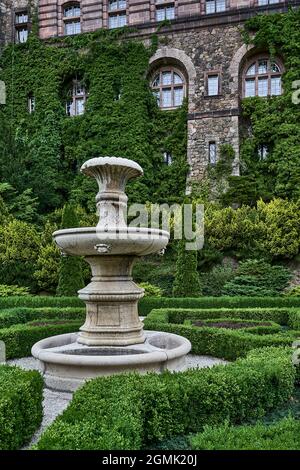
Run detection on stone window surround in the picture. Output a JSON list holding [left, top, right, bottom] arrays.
[[149, 47, 197, 113], [206, 136, 220, 164], [150, 66, 186, 110], [204, 70, 222, 97], [14, 7, 30, 44], [242, 54, 284, 98]]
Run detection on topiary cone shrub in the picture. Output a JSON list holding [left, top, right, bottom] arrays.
[[173, 239, 201, 297]]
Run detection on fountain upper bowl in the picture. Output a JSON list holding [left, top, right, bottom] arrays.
[[53, 227, 169, 256]]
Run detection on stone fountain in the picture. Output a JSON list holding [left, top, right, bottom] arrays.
[[32, 157, 191, 392]]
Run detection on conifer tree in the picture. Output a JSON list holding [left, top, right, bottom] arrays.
[[56, 204, 84, 296], [172, 238, 202, 297]]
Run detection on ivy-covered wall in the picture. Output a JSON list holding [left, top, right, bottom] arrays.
[[226, 9, 300, 204], [0, 6, 299, 218], [0, 28, 188, 216]]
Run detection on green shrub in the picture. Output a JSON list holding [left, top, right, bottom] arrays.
[[183, 317, 282, 335], [164, 307, 295, 325], [36, 347, 295, 450], [191, 416, 300, 450], [222, 259, 292, 296], [173, 239, 201, 297], [144, 308, 300, 360], [0, 295, 84, 310], [0, 365, 43, 449], [0, 321, 82, 359], [0, 219, 41, 292], [201, 265, 235, 297], [285, 286, 300, 297], [138, 282, 163, 297], [133, 257, 175, 297], [56, 204, 84, 297], [0, 285, 30, 297], [0, 294, 299, 316], [0, 306, 85, 329], [138, 296, 300, 315]]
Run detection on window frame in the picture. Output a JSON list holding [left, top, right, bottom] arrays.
[[14, 9, 29, 44], [28, 94, 35, 114], [257, 0, 280, 6], [150, 66, 186, 110], [62, 3, 81, 36], [205, 72, 222, 97], [108, 0, 127, 12], [66, 80, 87, 117], [242, 56, 283, 98], [108, 12, 127, 29], [208, 141, 217, 165], [163, 151, 173, 166], [155, 4, 176, 22], [108, 0, 128, 29], [205, 0, 227, 15]]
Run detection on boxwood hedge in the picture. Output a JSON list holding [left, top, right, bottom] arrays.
[[0, 307, 85, 329], [183, 317, 282, 335], [1, 295, 300, 315], [0, 321, 82, 359], [35, 347, 296, 450], [138, 296, 300, 315], [0, 296, 84, 310], [191, 416, 300, 450], [0, 365, 43, 450], [144, 308, 300, 360]]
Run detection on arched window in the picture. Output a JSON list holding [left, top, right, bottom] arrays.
[[66, 80, 87, 116], [243, 57, 282, 98], [151, 68, 186, 109], [63, 3, 81, 36]]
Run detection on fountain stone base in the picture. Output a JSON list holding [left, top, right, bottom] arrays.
[[32, 330, 191, 392], [32, 156, 192, 392]]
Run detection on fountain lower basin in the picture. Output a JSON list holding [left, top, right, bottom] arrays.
[[32, 330, 191, 392]]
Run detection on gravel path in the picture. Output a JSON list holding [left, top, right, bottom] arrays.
[[8, 354, 228, 448]]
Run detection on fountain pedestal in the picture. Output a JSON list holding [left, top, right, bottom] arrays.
[[78, 255, 145, 346]]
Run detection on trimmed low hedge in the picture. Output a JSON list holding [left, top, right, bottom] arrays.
[[144, 308, 300, 360], [183, 317, 282, 335], [191, 416, 300, 450], [0, 365, 43, 450], [1, 295, 300, 316], [0, 307, 85, 329], [138, 296, 300, 315], [35, 347, 296, 450], [0, 296, 84, 310], [162, 307, 298, 325], [0, 321, 82, 359]]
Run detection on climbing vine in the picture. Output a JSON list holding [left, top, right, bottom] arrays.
[[0, 17, 188, 219], [226, 8, 300, 204]]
